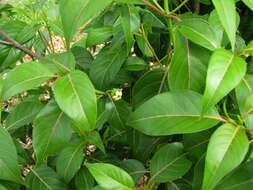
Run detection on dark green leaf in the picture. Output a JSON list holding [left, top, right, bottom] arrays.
[[75, 167, 95, 190]]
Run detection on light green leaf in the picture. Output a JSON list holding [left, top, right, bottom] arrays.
[[53, 70, 97, 134], [202, 124, 249, 190], [0, 126, 23, 184], [127, 90, 221, 136], [0, 185, 8, 190], [33, 100, 72, 164], [2, 62, 54, 101], [26, 165, 67, 190], [5, 96, 44, 132], [202, 48, 246, 113], [212, 0, 237, 50], [60, 0, 113, 48], [56, 138, 85, 183], [75, 167, 95, 190], [86, 163, 135, 190], [242, 0, 253, 11], [150, 143, 192, 183], [215, 160, 253, 190], [178, 17, 220, 50]]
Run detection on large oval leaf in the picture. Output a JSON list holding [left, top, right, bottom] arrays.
[[215, 160, 253, 190], [127, 90, 221, 136], [212, 0, 237, 50], [1, 62, 54, 101], [56, 138, 85, 183], [26, 165, 67, 190], [86, 163, 135, 190], [33, 100, 72, 164], [178, 17, 220, 50], [60, 0, 113, 48], [202, 124, 249, 190], [53, 70, 97, 134], [150, 143, 192, 183], [0, 126, 23, 184], [202, 48, 246, 113]]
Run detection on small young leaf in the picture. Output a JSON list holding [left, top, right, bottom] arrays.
[[202, 124, 249, 190], [150, 143, 192, 183], [86, 163, 135, 190]]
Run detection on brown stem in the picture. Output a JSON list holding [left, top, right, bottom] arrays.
[[0, 29, 39, 59]]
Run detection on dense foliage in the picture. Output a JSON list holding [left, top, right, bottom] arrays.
[[0, 0, 253, 189]]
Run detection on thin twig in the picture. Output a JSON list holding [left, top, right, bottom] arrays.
[[0, 29, 39, 59]]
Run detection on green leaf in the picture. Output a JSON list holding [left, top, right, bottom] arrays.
[[89, 45, 128, 90], [116, 0, 145, 4], [168, 32, 209, 93], [84, 131, 105, 153], [212, 0, 237, 50], [178, 17, 220, 50], [56, 138, 85, 183], [33, 100, 72, 164], [0, 126, 23, 184], [5, 96, 44, 132], [75, 167, 95, 190], [53, 70, 97, 134], [60, 0, 113, 48], [202, 124, 249, 190], [150, 143, 192, 183], [236, 74, 253, 128], [86, 163, 135, 190], [242, 0, 253, 11], [127, 90, 220, 136], [124, 56, 147, 71], [86, 27, 114, 47], [202, 48, 246, 113], [2, 62, 54, 101], [0, 185, 7, 190], [215, 160, 253, 190], [39, 52, 75, 74], [26, 165, 67, 190]]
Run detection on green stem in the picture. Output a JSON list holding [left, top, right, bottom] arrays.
[[164, 0, 169, 14], [170, 0, 190, 14], [152, 0, 164, 12]]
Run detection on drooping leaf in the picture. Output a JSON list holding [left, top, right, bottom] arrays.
[[127, 90, 220, 136], [59, 0, 113, 48], [75, 167, 95, 190], [215, 160, 253, 190], [0, 126, 23, 184], [33, 100, 72, 164], [5, 96, 44, 131], [53, 70, 97, 134], [150, 143, 192, 183], [1, 62, 54, 101], [178, 17, 220, 50], [86, 163, 135, 190], [202, 124, 249, 190], [56, 138, 85, 183], [212, 0, 237, 50], [89, 44, 128, 90], [202, 48, 246, 113], [26, 165, 67, 190]]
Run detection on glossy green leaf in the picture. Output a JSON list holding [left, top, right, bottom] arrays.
[[56, 138, 85, 183], [86, 163, 135, 190], [33, 100, 72, 164], [168, 32, 209, 93], [0, 126, 23, 184], [5, 96, 44, 131], [202, 48, 246, 113], [215, 160, 253, 190], [127, 90, 220, 136], [26, 165, 67, 190], [242, 0, 253, 11], [89, 45, 128, 90], [202, 124, 249, 190], [178, 17, 220, 50], [60, 0, 113, 48], [121, 5, 133, 53], [53, 70, 97, 134], [150, 143, 192, 183], [212, 0, 237, 50], [75, 167, 95, 190], [1, 62, 54, 101]]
